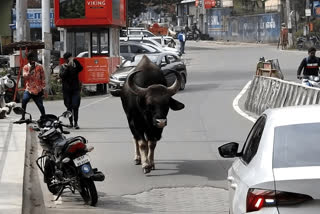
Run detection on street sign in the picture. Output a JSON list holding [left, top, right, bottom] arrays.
[[306, 8, 311, 17]]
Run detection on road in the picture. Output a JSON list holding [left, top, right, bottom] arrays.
[[23, 41, 308, 213]]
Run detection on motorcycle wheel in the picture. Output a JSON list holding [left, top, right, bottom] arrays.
[[44, 159, 61, 195], [79, 178, 98, 206]]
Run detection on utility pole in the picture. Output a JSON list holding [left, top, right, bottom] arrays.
[[306, 0, 310, 36], [285, 0, 293, 47], [16, 0, 27, 41], [42, 0, 51, 93]]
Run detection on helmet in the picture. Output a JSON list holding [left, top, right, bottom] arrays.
[[3, 77, 14, 89]]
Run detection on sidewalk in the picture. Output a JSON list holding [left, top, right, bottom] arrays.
[[0, 116, 26, 214]]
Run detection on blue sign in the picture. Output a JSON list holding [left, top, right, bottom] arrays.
[[11, 8, 55, 29], [314, 1, 320, 17]]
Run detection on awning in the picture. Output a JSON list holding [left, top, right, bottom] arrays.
[[181, 0, 195, 4]]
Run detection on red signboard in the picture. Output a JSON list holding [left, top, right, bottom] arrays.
[[77, 57, 110, 84], [204, 0, 215, 9], [54, 0, 126, 27]]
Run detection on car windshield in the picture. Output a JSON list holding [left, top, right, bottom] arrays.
[[121, 55, 159, 67], [273, 122, 320, 168]]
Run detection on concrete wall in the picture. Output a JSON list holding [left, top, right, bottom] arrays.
[[207, 9, 281, 43], [0, 0, 13, 37], [245, 76, 320, 116]]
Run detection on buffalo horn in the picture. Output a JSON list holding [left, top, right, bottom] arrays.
[[167, 70, 182, 96], [127, 70, 148, 96]]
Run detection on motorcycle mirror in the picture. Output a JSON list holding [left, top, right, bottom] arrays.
[[62, 111, 72, 118], [13, 107, 25, 115]]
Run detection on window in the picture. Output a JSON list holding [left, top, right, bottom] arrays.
[[59, 0, 85, 19], [241, 116, 266, 164], [167, 55, 178, 63], [120, 45, 129, 53], [273, 123, 320, 168], [130, 45, 142, 53], [161, 56, 167, 65]]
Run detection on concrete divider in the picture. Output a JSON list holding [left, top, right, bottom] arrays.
[[244, 76, 320, 115]]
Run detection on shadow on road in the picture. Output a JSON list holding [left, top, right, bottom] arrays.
[[180, 83, 219, 94], [146, 159, 234, 181]]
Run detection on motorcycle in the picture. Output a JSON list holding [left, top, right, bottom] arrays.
[[300, 75, 320, 88], [13, 107, 105, 206], [0, 74, 17, 118]]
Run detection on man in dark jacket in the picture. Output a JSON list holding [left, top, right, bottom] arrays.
[[297, 47, 320, 80], [59, 52, 83, 129]]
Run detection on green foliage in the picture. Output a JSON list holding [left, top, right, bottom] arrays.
[[128, 0, 148, 18]]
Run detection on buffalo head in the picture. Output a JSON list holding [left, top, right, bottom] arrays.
[[126, 57, 184, 128]]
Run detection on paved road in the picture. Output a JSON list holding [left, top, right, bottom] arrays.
[[22, 41, 307, 213]]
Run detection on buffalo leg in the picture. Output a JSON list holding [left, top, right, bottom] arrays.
[[148, 141, 157, 170], [133, 138, 141, 165], [138, 140, 151, 173]]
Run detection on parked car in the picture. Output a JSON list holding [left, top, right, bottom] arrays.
[[109, 52, 187, 96], [218, 105, 320, 214], [120, 37, 179, 55], [121, 28, 156, 37], [140, 42, 181, 56], [120, 41, 160, 60]]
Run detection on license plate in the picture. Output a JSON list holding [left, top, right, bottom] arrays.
[[73, 155, 90, 167]]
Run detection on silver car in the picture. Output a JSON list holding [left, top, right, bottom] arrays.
[[219, 105, 320, 214]]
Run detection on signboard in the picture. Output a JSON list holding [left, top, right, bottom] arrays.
[[306, 8, 311, 17], [314, 1, 320, 17], [77, 57, 110, 84], [204, 0, 221, 9], [204, 0, 214, 9], [11, 8, 55, 29], [54, 0, 126, 27]]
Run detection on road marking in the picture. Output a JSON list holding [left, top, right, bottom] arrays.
[[80, 96, 111, 110], [232, 81, 256, 123]]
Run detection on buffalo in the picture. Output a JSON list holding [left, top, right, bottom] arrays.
[[120, 55, 185, 174]]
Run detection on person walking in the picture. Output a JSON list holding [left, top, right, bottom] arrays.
[[59, 52, 83, 129], [297, 47, 320, 81], [178, 30, 186, 54], [21, 51, 46, 120]]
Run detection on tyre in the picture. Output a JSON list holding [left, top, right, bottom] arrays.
[[44, 159, 61, 195], [79, 178, 98, 206], [180, 75, 186, 91], [110, 89, 121, 97]]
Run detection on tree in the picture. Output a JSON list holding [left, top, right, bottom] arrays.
[[150, 0, 180, 14], [128, 0, 149, 18]]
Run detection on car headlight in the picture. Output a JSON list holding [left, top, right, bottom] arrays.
[[110, 76, 118, 80]]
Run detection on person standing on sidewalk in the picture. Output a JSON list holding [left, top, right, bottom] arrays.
[[178, 30, 186, 54], [21, 51, 46, 120], [59, 52, 83, 129]]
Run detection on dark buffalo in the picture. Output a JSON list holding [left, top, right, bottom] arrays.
[[120, 55, 184, 174]]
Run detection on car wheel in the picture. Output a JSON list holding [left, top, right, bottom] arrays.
[[110, 90, 121, 97], [180, 74, 186, 90]]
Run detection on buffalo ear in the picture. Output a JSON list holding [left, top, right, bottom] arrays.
[[169, 98, 185, 111]]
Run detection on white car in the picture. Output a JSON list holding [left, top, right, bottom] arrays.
[[120, 37, 180, 55], [219, 105, 320, 214]]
